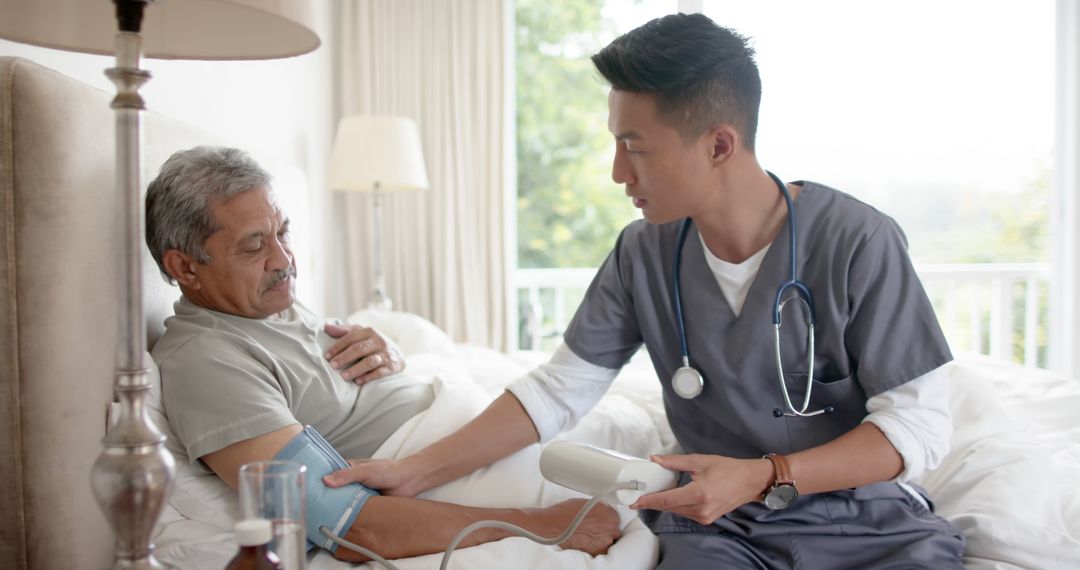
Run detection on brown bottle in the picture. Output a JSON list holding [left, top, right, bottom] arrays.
[[226, 519, 282, 570]]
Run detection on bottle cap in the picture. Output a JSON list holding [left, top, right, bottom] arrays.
[[234, 519, 273, 546]]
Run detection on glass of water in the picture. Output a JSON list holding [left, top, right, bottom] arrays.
[[239, 461, 307, 570]]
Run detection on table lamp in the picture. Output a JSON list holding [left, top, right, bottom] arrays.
[[328, 115, 430, 311], [0, 1, 319, 569]]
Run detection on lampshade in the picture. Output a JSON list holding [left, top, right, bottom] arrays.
[[329, 115, 430, 193], [0, 0, 320, 60]]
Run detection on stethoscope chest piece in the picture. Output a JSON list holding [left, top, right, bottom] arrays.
[[672, 366, 704, 399]]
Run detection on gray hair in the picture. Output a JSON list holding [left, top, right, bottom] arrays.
[[145, 146, 272, 284]]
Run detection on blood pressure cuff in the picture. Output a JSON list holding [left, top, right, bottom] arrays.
[[273, 425, 378, 553]]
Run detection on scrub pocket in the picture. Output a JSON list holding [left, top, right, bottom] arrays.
[[781, 372, 860, 399], [778, 373, 866, 450]]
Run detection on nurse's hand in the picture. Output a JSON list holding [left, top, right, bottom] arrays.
[[324, 323, 405, 385], [629, 453, 773, 525], [322, 457, 424, 497]]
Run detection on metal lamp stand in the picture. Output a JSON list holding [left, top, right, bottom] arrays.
[[88, 2, 176, 569], [370, 182, 393, 310]]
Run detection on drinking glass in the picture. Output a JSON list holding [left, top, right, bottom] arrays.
[[239, 460, 307, 570]]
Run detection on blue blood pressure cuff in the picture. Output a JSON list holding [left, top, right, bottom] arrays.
[[273, 425, 378, 553]]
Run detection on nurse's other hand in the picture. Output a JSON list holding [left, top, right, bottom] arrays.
[[324, 323, 405, 385], [322, 457, 423, 497], [629, 453, 773, 525]]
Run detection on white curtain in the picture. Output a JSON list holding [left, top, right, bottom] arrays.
[[335, 0, 509, 349]]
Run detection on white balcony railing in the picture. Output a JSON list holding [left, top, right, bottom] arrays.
[[916, 263, 1051, 367], [515, 263, 1053, 368]]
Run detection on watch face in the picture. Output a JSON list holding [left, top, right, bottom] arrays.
[[764, 484, 798, 510]]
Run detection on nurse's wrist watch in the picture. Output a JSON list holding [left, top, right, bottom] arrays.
[[761, 453, 798, 510]]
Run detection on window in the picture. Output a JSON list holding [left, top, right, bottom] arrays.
[[514, 0, 671, 350], [513, 0, 1057, 366], [704, 0, 1055, 365], [704, 1, 1053, 265]]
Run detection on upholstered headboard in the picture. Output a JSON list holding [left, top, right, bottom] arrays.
[[0, 56, 217, 569]]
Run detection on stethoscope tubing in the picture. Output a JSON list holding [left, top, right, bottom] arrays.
[[673, 218, 693, 368], [670, 171, 831, 416]]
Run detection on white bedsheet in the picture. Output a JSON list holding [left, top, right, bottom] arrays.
[[149, 310, 1080, 569], [917, 354, 1080, 569]]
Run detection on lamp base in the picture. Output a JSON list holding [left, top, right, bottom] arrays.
[[369, 288, 393, 311]]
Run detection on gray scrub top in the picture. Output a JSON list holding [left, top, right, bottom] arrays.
[[563, 181, 952, 460]]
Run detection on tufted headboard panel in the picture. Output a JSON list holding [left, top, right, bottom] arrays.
[[0, 56, 219, 569]]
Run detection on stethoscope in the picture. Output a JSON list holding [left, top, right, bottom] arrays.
[[670, 171, 834, 418]]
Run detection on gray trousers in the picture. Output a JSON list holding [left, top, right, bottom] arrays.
[[645, 483, 965, 570]]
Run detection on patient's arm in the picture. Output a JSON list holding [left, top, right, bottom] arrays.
[[335, 496, 619, 562], [203, 423, 304, 488], [201, 423, 621, 561], [325, 344, 617, 497]]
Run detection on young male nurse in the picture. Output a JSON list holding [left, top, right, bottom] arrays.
[[326, 13, 966, 568]]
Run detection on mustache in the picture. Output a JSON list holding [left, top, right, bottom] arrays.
[[261, 266, 297, 292]]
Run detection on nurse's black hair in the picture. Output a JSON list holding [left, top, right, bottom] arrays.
[[591, 13, 762, 151]]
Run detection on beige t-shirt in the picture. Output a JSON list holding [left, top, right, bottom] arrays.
[[152, 297, 434, 469]]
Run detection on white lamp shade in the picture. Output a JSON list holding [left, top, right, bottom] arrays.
[[329, 115, 430, 193], [0, 0, 320, 60]]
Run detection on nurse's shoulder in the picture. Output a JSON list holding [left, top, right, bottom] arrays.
[[797, 181, 909, 248]]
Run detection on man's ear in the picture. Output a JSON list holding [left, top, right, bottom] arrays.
[[705, 124, 739, 164], [162, 249, 201, 289]]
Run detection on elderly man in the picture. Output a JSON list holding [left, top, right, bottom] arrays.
[[146, 146, 620, 563]]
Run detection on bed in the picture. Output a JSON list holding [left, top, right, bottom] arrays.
[[148, 308, 1080, 570], [2, 56, 1079, 569]]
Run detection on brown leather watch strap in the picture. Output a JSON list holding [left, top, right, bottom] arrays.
[[764, 453, 794, 485]]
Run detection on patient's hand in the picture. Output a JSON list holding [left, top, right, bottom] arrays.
[[540, 499, 622, 557], [324, 323, 405, 385]]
